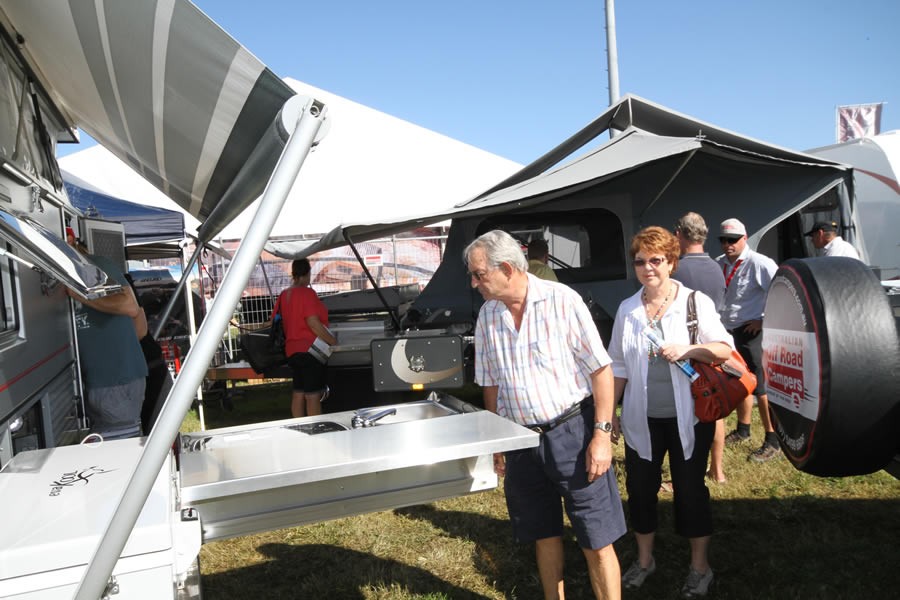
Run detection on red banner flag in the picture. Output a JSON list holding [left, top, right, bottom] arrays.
[[837, 103, 883, 142]]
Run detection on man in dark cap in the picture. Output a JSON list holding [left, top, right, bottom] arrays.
[[804, 221, 861, 259]]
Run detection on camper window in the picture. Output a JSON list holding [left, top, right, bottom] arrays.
[[0, 38, 63, 186], [1, 242, 17, 332], [477, 208, 626, 283]]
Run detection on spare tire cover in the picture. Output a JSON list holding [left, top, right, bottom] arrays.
[[762, 257, 900, 476]]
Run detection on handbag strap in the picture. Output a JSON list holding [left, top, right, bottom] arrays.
[[686, 291, 698, 345]]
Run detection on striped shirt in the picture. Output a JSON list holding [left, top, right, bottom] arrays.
[[474, 273, 610, 426]]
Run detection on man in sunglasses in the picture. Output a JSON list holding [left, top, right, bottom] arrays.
[[466, 229, 626, 599], [715, 218, 781, 462]]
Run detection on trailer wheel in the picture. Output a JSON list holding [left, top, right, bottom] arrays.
[[762, 257, 900, 476]]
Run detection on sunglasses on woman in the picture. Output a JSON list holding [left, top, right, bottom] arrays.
[[632, 257, 666, 268]]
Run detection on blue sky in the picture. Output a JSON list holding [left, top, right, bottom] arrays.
[[59, 0, 899, 164]]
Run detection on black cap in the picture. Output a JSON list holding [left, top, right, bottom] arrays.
[[804, 221, 837, 236]]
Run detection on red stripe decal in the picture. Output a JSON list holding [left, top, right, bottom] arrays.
[[0, 344, 72, 394], [856, 168, 900, 195]]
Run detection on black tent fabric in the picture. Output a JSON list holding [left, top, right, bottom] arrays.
[[63, 172, 185, 247]]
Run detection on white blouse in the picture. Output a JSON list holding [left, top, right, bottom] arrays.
[[609, 282, 734, 460]]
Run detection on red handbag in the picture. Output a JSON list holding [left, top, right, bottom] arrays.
[[686, 292, 757, 423]]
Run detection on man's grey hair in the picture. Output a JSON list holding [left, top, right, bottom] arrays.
[[675, 212, 708, 244], [463, 230, 527, 272]]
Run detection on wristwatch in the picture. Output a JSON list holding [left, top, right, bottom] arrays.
[[594, 421, 613, 433]]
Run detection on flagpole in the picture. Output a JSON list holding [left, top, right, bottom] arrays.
[[835, 105, 840, 143]]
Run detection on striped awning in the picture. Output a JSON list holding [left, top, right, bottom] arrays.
[[0, 0, 295, 241]]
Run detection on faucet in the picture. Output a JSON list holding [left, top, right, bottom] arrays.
[[351, 407, 397, 428]]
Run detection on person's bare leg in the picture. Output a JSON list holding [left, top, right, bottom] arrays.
[[304, 392, 323, 417], [735, 395, 753, 428], [708, 419, 726, 482], [634, 531, 655, 568], [291, 390, 305, 418], [689, 535, 711, 573], [757, 393, 774, 433], [582, 543, 621, 600], [535, 536, 565, 599]]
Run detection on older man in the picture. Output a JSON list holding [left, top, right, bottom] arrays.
[[673, 212, 728, 483], [716, 218, 780, 462], [466, 229, 625, 600], [804, 220, 861, 259]]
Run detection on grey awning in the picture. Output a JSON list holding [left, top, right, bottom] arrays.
[[275, 100, 853, 261], [0, 0, 296, 242]]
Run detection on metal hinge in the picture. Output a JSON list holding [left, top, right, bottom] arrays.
[[101, 575, 120, 598]]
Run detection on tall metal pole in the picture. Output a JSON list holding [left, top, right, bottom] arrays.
[[605, 0, 620, 106], [151, 244, 202, 340], [74, 96, 327, 600], [605, 0, 621, 140]]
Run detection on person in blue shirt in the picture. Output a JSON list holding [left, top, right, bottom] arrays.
[[67, 253, 148, 440], [673, 212, 728, 483]]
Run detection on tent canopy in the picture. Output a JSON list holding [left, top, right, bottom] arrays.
[[63, 170, 185, 247], [280, 94, 855, 261], [0, 0, 296, 242], [57, 77, 522, 243]]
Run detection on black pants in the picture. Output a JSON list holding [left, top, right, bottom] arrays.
[[624, 417, 714, 538], [139, 334, 171, 436]]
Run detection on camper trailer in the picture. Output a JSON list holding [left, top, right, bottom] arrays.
[[284, 95, 866, 373], [281, 96, 898, 479]]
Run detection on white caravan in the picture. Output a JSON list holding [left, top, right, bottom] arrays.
[[807, 131, 900, 281]]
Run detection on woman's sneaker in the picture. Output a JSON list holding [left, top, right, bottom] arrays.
[[681, 567, 713, 597], [622, 557, 656, 589]]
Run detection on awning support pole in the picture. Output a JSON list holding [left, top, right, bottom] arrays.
[[151, 244, 202, 340], [344, 231, 402, 331], [74, 96, 327, 600], [639, 149, 697, 222]]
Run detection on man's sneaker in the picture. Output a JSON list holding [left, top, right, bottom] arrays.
[[724, 429, 751, 446], [681, 567, 713, 597], [749, 443, 782, 463], [622, 557, 656, 589]]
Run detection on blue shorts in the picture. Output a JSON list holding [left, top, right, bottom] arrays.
[[503, 403, 627, 549]]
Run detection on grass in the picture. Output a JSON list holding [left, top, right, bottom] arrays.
[[183, 384, 899, 599]]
